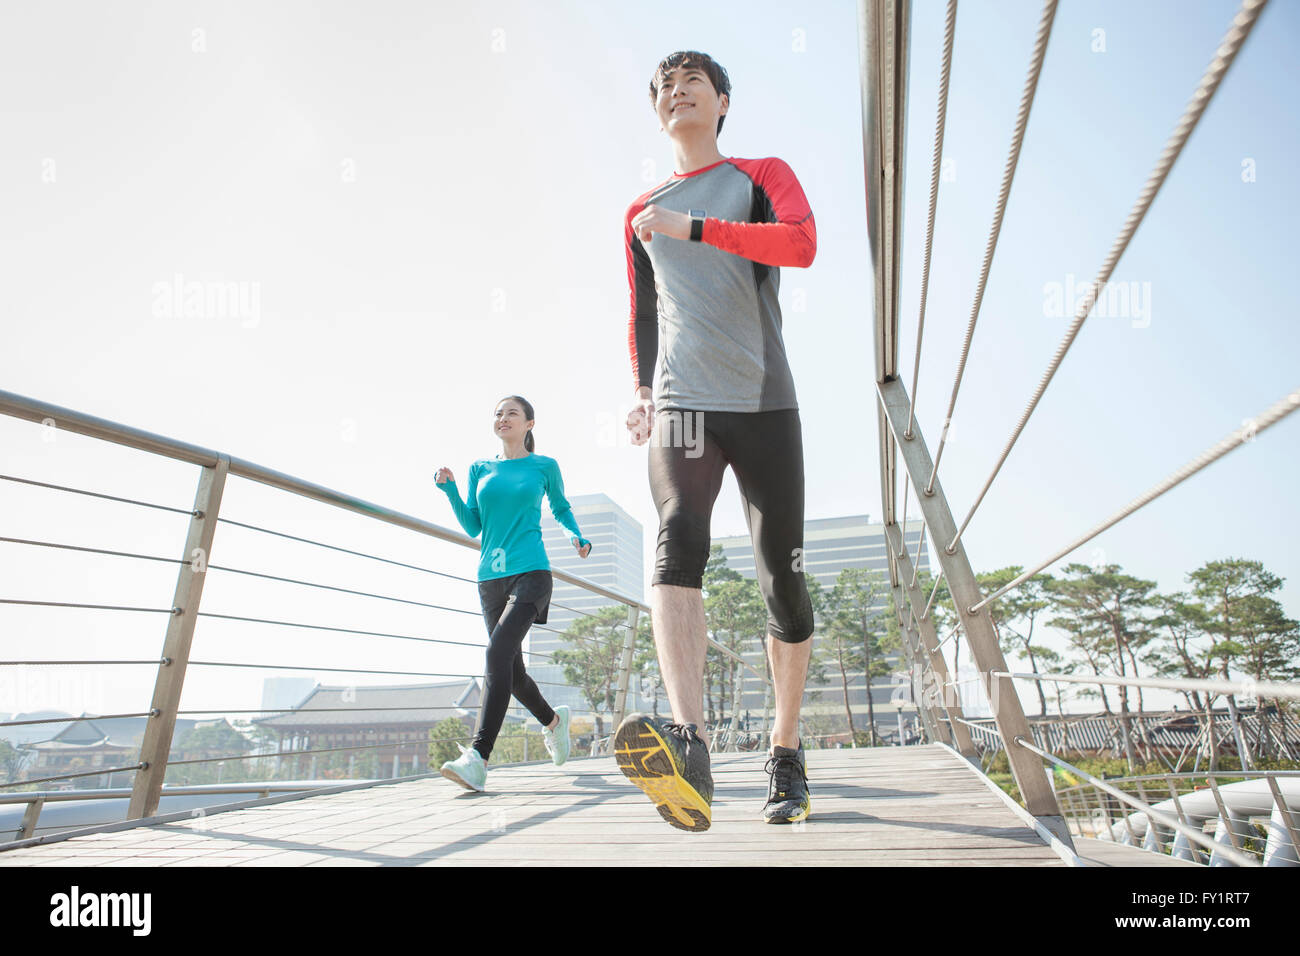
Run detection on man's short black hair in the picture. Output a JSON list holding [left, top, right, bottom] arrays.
[[649, 51, 732, 136]]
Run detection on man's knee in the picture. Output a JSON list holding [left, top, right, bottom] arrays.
[[766, 577, 815, 644], [652, 498, 709, 588], [768, 618, 815, 644]]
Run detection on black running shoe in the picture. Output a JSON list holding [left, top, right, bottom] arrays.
[[613, 713, 713, 832], [763, 744, 811, 824]]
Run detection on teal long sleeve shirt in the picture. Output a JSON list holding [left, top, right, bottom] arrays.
[[437, 453, 589, 581]]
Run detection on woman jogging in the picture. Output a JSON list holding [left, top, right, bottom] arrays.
[[434, 394, 592, 791]]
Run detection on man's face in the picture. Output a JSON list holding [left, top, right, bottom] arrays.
[[655, 65, 728, 137]]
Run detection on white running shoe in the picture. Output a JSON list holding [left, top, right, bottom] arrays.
[[440, 744, 486, 791], [543, 705, 571, 766]]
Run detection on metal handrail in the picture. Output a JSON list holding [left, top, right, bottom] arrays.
[[0, 388, 644, 610], [3, 474, 619, 630], [992, 668, 1300, 702], [1056, 767, 1300, 858], [1013, 735, 1260, 868], [0, 386, 757, 667], [0, 783, 319, 806], [1059, 769, 1300, 786], [941, 702, 1299, 866], [0, 386, 772, 826]]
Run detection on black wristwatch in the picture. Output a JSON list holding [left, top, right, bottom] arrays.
[[689, 208, 706, 241]]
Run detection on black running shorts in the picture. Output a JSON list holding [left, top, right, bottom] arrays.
[[647, 407, 814, 644]]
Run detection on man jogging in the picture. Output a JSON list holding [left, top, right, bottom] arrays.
[[614, 50, 817, 831]]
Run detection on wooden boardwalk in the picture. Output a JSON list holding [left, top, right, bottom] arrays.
[[1, 745, 1081, 867]]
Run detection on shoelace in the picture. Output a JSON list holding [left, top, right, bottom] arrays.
[[663, 722, 702, 747], [764, 753, 807, 798]]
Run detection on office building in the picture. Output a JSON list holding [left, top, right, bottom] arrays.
[[713, 515, 932, 738], [532, 493, 645, 714]]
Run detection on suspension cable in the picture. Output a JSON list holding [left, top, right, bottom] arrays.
[[971, 386, 1299, 613], [925, 0, 1058, 495], [904, 0, 959, 442], [946, 0, 1271, 553]]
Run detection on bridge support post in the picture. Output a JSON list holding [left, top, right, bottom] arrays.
[[128, 456, 229, 819], [884, 523, 976, 758], [877, 379, 1072, 848], [888, 588, 945, 746], [610, 604, 641, 752]]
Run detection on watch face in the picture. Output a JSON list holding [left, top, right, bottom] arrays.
[[689, 208, 706, 218]]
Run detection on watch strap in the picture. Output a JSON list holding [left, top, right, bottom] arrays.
[[688, 209, 706, 242]]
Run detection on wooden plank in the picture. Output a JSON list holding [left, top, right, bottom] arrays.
[[0, 747, 1084, 867]]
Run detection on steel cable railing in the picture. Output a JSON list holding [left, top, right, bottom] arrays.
[[865, 0, 1291, 851], [1, 728, 558, 840], [0, 473, 198, 517], [0, 599, 176, 615], [938, 671, 1300, 866], [215, 514, 621, 627], [0, 712, 158, 729], [12, 765, 148, 790], [192, 611, 566, 662], [0, 387, 775, 844], [970, 387, 1300, 613], [903, 0, 957, 443], [918, 568, 944, 622], [1014, 735, 1264, 868], [923, 0, 1058, 495], [182, 659, 572, 689], [946, 0, 1272, 556], [0, 536, 188, 567]]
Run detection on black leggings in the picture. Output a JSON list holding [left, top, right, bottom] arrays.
[[472, 569, 556, 761], [648, 407, 814, 643]]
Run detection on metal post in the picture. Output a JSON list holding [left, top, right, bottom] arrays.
[[886, 523, 976, 757], [1165, 778, 1202, 864], [1069, 789, 1089, 840], [887, 593, 942, 744], [1090, 787, 1115, 842], [19, 797, 44, 840], [611, 604, 641, 736], [877, 378, 1070, 846], [1264, 775, 1300, 867], [1057, 788, 1077, 837], [900, 616, 944, 744], [128, 456, 229, 819], [892, 623, 926, 740]]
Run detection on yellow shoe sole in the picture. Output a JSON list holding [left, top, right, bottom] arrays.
[[614, 718, 712, 832]]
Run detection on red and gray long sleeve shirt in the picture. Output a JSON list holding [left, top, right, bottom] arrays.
[[624, 156, 816, 413]]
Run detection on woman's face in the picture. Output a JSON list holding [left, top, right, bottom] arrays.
[[493, 400, 533, 441]]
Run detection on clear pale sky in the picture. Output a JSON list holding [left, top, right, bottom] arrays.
[[2, 0, 1296, 724]]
